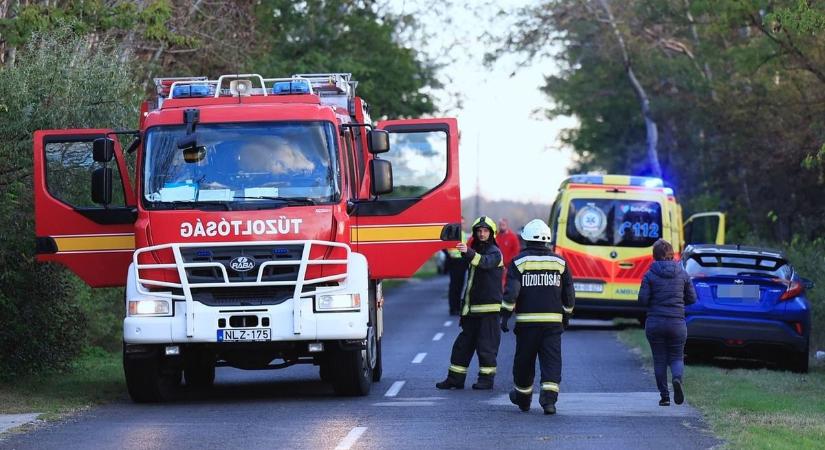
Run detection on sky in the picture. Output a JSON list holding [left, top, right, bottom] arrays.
[[389, 0, 576, 204]]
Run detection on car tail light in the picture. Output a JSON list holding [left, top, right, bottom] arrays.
[[791, 322, 804, 335], [780, 280, 804, 301]]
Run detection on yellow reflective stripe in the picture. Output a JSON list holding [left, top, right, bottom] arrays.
[[514, 385, 533, 394], [563, 306, 574, 314], [515, 313, 564, 323], [498, 259, 504, 267], [351, 224, 444, 242], [479, 366, 497, 375], [541, 382, 560, 392], [516, 261, 566, 274], [501, 301, 515, 312], [469, 303, 501, 313], [449, 364, 468, 374], [470, 253, 482, 266], [53, 234, 135, 252], [462, 267, 476, 315]]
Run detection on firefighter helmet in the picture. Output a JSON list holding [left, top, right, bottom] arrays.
[[471, 216, 497, 236], [521, 219, 552, 242]]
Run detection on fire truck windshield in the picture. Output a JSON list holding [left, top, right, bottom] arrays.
[[143, 121, 340, 209]]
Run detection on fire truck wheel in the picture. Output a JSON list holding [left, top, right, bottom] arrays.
[[123, 347, 180, 403], [332, 326, 375, 396], [371, 337, 383, 382]]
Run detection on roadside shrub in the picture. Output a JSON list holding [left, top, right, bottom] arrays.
[[0, 25, 139, 378]]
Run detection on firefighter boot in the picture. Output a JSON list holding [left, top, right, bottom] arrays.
[[472, 375, 494, 390], [436, 372, 465, 390], [539, 391, 557, 415], [509, 389, 531, 412]]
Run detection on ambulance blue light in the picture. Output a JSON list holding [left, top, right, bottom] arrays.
[[663, 187, 674, 195], [273, 80, 310, 95], [643, 178, 664, 188], [172, 84, 211, 98]]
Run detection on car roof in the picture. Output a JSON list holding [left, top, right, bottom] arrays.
[[683, 244, 786, 260]]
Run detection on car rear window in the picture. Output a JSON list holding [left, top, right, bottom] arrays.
[[684, 254, 793, 280], [566, 199, 662, 247]]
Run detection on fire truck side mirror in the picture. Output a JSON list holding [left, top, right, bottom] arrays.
[[440, 223, 462, 241], [370, 159, 393, 196], [367, 130, 390, 154], [91, 167, 113, 205], [93, 138, 115, 162]]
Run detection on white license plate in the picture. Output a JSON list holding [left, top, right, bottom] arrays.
[[574, 282, 604, 293], [217, 328, 271, 342], [717, 285, 760, 299]]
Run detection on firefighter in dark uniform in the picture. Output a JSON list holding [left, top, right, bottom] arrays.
[[500, 219, 575, 414], [436, 216, 504, 390]]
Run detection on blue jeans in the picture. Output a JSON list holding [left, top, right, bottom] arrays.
[[645, 316, 687, 398]]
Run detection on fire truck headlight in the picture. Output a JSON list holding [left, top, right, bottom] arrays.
[[128, 299, 171, 316], [316, 294, 361, 311]]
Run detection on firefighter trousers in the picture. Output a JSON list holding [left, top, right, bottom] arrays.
[[512, 326, 562, 406], [445, 315, 501, 384]]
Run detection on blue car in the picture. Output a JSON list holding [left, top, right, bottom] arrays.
[[682, 245, 813, 372]]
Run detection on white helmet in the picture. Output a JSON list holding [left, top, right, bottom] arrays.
[[521, 219, 553, 242]]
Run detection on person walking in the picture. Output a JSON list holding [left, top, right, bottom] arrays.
[[445, 216, 469, 315], [436, 216, 504, 390], [496, 218, 521, 287], [500, 219, 574, 415], [637, 238, 697, 406]]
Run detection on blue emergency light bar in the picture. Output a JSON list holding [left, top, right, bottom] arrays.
[[172, 84, 212, 98], [273, 80, 311, 95]]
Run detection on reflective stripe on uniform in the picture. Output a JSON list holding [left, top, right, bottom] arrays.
[[469, 303, 501, 314], [461, 267, 476, 316], [479, 366, 497, 375], [515, 313, 563, 323], [563, 305, 574, 314], [449, 364, 468, 374], [514, 385, 533, 394], [514, 255, 566, 274], [470, 253, 482, 266], [501, 300, 515, 312], [541, 382, 559, 392]]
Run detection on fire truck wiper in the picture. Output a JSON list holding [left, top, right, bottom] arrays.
[[232, 196, 316, 206], [156, 200, 232, 211]]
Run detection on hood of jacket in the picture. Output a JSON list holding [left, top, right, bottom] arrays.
[[650, 260, 681, 279]]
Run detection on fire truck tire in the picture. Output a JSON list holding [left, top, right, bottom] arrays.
[[332, 326, 375, 396], [319, 361, 334, 382], [123, 348, 180, 403], [371, 338, 383, 382]]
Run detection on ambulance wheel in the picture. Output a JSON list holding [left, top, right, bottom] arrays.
[[123, 347, 180, 403], [332, 327, 375, 396], [184, 351, 215, 389]]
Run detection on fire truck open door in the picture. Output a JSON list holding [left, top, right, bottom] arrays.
[[33, 129, 137, 287], [352, 118, 461, 278]]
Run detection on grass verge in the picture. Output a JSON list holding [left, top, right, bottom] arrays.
[[0, 348, 125, 420], [617, 326, 825, 449]]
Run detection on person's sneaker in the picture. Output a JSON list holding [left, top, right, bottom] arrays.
[[435, 379, 463, 390], [673, 379, 684, 405], [543, 404, 556, 415], [659, 396, 671, 406], [509, 390, 531, 412]]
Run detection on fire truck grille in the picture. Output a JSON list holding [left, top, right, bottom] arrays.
[[188, 286, 298, 307], [180, 245, 305, 283]]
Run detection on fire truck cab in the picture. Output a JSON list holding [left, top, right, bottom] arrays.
[[33, 73, 462, 401]]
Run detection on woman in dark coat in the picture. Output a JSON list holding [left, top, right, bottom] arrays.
[[637, 239, 697, 406]]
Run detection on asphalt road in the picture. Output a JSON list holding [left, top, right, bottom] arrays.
[[0, 276, 720, 450]]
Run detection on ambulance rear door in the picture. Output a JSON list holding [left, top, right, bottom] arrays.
[[684, 212, 726, 245]]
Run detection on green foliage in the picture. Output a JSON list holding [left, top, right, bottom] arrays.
[[251, 0, 439, 118], [0, 26, 140, 378]]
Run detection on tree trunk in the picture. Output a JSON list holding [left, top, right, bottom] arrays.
[[597, 0, 662, 178]]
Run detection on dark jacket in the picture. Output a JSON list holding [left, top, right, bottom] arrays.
[[502, 246, 575, 328], [637, 260, 697, 319], [461, 242, 503, 316]]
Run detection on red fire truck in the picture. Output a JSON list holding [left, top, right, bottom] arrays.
[[33, 73, 461, 401]]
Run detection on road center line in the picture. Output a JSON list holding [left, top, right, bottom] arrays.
[[444, 320, 453, 327], [384, 380, 406, 397], [433, 332, 444, 341], [412, 352, 427, 363], [334, 426, 367, 450]]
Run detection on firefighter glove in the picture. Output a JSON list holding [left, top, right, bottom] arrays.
[[500, 315, 510, 333], [562, 314, 570, 330]]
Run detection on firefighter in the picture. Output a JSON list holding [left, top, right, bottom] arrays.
[[500, 219, 575, 415], [436, 216, 504, 390], [445, 216, 469, 316]]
